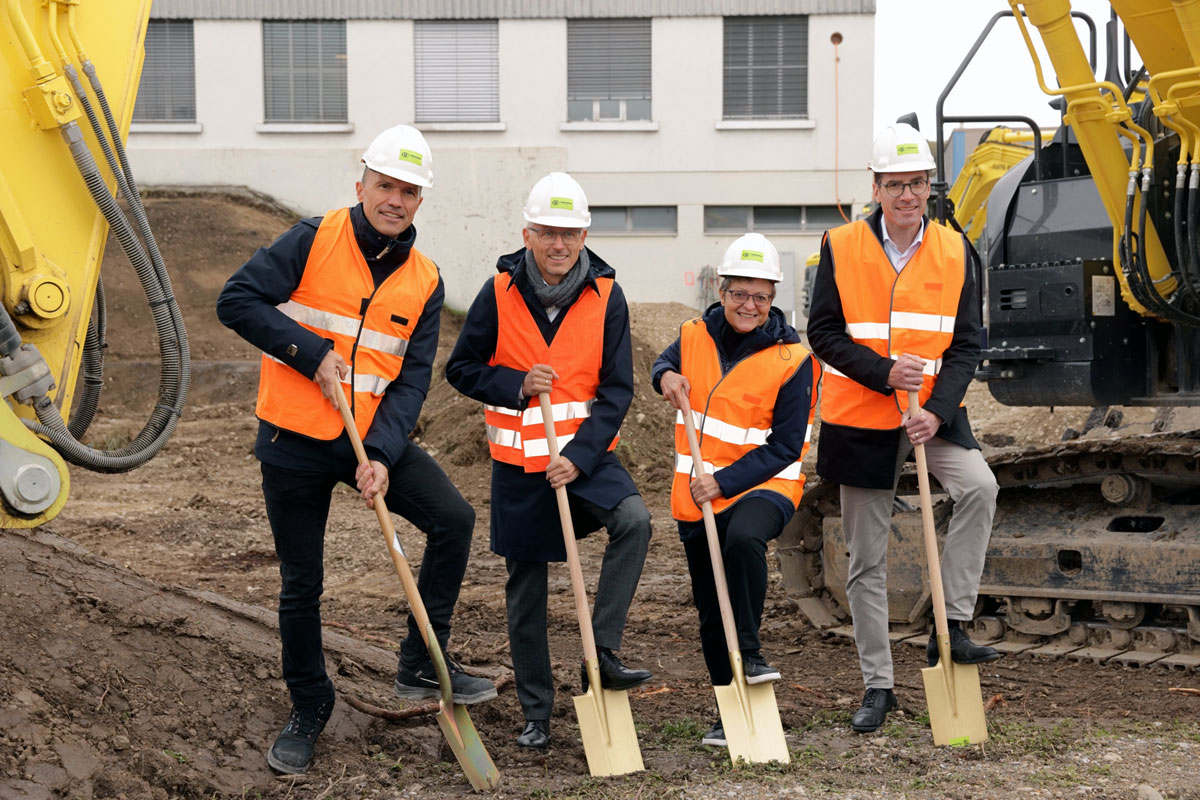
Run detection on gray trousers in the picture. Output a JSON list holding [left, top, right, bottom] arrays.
[[505, 492, 652, 721], [841, 436, 998, 689]]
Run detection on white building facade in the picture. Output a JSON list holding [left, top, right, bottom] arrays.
[[129, 0, 876, 312]]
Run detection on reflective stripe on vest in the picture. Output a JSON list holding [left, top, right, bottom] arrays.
[[820, 219, 965, 431], [669, 317, 816, 522], [255, 207, 439, 440], [484, 272, 617, 472]]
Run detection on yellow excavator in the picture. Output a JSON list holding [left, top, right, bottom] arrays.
[[782, 0, 1200, 668], [0, 0, 187, 527]]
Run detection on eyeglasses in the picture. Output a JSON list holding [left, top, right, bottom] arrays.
[[529, 226, 582, 244], [725, 289, 773, 307], [878, 177, 930, 197]]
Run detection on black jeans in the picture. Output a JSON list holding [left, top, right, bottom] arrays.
[[261, 444, 474, 707], [680, 497, 783, 686]]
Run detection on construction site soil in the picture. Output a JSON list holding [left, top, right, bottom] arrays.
[[2, 193, 1197, 800]]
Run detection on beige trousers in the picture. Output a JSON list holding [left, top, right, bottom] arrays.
[[840, 436, 998, 689]]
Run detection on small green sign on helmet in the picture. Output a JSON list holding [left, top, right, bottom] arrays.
[[398, 149, 423, 166], [550, 196, 574, 210], [741, 249, 765, 263], [896, 143, 919, 156]]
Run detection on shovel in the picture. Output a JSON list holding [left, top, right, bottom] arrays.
[[908, 391, 989, 747], [680, 398, 790, 765], [335, 390, 500, 790], [538, 392, 644, 777]]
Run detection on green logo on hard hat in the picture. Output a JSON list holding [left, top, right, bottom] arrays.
[[896, 144, 919, 156], [741, 249, 764, 262], [398, 149, 423, 166], [550, 196, 574, 210]]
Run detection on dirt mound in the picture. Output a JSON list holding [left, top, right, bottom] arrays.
[[6, 190, 1196, 799]]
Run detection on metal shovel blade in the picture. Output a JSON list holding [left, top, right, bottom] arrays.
[[573, 658, 644, 777], [435, 706, 500, 791], [713, 652, 790, 765], [426, 633, 500, 790], [921, 634, 989, 747]]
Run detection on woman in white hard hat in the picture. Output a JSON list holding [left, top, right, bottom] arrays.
[[652, 232, 820, 748]]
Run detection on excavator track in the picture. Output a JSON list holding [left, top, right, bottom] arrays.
[[776, 431, 1200, 671]]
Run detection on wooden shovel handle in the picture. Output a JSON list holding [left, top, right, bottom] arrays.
[[679, 397, 742, 657], [908, 391, 950, 640], [334, 390, 437, 645], [539, 393, 599, 664]]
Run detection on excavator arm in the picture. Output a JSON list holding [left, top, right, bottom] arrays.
[[0, 0, 188, 526]]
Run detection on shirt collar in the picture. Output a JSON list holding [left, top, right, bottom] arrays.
[[880, 215, 925, 254]]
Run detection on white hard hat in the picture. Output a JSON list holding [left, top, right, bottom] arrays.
[[361, 124, 434, 188], [718, 233, 782, 282], [868, 122, 936, 173], [523, 172, 591, 229]]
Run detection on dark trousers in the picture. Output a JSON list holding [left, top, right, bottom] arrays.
[[680, 497, 783, 686], [261, 444, 474, 707], [504, 493, 651, 721]]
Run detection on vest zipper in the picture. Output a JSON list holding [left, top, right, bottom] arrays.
[[349, 283, 382, 419]]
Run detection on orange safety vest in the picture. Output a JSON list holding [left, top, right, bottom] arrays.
[[484, 273, 618, 472], [671, 318, 814, 522], [820, 219, 965, 430], [256, 207, 439, 441]]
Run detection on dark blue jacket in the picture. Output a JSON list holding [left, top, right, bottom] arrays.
[[446, 246, 639, 561], [652, 304, 816, 538], [216, 205, 443, 473]]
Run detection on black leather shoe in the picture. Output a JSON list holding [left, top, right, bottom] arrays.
[[516, 719, 550, 751], [851, 688, 897, 734], [927, 627, 1002, 667], [580, 647, 653, 692], [267, 698, 334, 774]]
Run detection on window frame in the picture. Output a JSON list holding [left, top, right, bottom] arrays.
[[703, 205, 849, 233], [588, 206, 678, 235], [414, 19, 500, 125], [133, 19, 196, 125], [262, 19, 348, 125], [722, 15, 809, 121], [566, 18, 652, 123]]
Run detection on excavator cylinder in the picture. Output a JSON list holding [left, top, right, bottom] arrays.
[[1019, 0, 1173, 314]]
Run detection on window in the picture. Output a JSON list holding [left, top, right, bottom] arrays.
[[590, 206, 677, 234], [133, 20, 195, 123], [415, 21, 499, 123], [263, 20, 347, 123], [723, 16, 808, 120], [704, 205, 848, 233], [567, 19, 651, 122]]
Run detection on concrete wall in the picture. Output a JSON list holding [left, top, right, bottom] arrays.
[[127, 14, 876, 311]]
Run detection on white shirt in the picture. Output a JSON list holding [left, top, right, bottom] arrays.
[[880, 216, 925, 272]]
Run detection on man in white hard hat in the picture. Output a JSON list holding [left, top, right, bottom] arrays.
[[807, 122, 1000, 734], [446, 171, 653, 752], [652, 233, 820, 748], [218, 124, 495, 775]]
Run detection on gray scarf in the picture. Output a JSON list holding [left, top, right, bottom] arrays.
[[525, 247, 589, 310]]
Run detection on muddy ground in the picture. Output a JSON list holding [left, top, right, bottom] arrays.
[[2, 193, 1198, 800]]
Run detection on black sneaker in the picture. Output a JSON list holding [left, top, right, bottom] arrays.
[[394, 654, 498, 705], [742, 650, 781, 685], [701, 720, 727, 747], [267, 698, 334, 774]]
